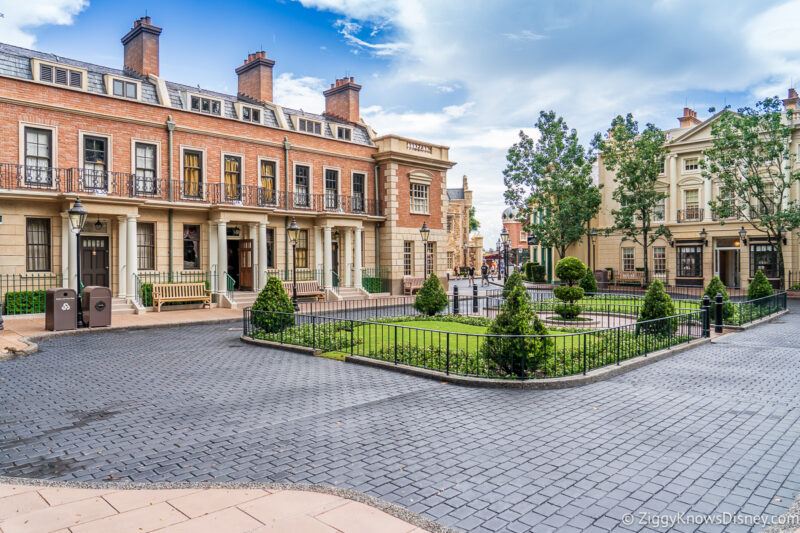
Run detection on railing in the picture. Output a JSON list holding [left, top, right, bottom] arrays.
[[362, 267, 391, 293], [730, 292, 787, 326], [0, 273, 65, 315], [132, 273, 144, 308], [677, 207, 703, 222], [788, 271, 800, 290], [225, 272, 236, 300], [264, 268, 324, 284], [0, 163, 69, 191]]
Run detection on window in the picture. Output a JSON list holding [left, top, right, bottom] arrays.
[[658, 160, 665, 174], [426, 242, 435, 275], [337, 127, 352, 141], [677, 245, 703, 278], [750, 244, 779, 278], [183, 225, 200, 269], [24, 127, 52, 186], [684, 189, 700, 220], [298, 118, 322, 135], [190, 95, 222, 116], [447, 251, 455, 270], [653, 247, 666, 274], [295, 229, 308, 268], [266, 228, 275, 268], [183, 150, 202, 198], [26, 218, 50, 272], [242, 106, 261, 123], [404, 241, 413, 276], [410, 183, 429, 214], [134, 143, 157, 194], [39, 63, 82, 88], [137, 223, 155, 270], [83, 136, 108, 191], [622, 248, 635, 272], [325, 169, 339, 209], [260, 160, 276, 205], [224, 155, 242, 201], [447, 216, 453, 233], [352, 173, 365, 211], [654, 197, 665, 222], [294, 165, 310, 206], [684, 158, 699, 171], [758, 182, 776, 216], [112, 79, 137, 99]]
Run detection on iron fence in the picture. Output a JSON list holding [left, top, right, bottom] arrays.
[[0, 273, 65, 315], [361, 267, 391, 293]]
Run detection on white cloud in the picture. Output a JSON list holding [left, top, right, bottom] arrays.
[[504, 30, 548, 41], [334, 18, 407, 56], [0, 0, 87, 48], [273, 72, 326, 112]]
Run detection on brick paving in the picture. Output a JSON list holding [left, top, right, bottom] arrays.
[[1, 309, 799, 532]]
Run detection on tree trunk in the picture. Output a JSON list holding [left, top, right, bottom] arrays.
[[642, 228, 650, 286], [776, 239, 785, 291]]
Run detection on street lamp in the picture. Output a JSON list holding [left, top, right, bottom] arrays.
[[738, 226, 748, 246], [420, 222, 430, 278], [590, 229, 598, 272], [68, 198, 88, 327], [287, 217, 300, 310], [500, 227, 510, 282], [699, 227, 708, 247]]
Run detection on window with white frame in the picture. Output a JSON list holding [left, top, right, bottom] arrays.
[[426, 242, 435, 275], [654, 197, 665, 222], [294, 165, 310, 206], [83, 136, 108, 191], [410, 183, 429, 214], [336, 126, 352, 141], [684, 157, 699, 171], [653, 247, 666, 274], [137, 222, 155, 270], [190, 95, 222, 116], [260, 160, 276, 204], [38, 62, 84, 89], [241, 106, 261, 123], [622, 248, 635, 271], [26, 218, 51, 272], [24, 127, 52, 186], [134, 143, 157, 194], [403, 241, 413, 276], [684, 189, 700, 220], [658, 160, 665, 174], [112, 78, 138, 99], [324, 169, 339, 209], [183, 150, 203, 198], [298, 118, 322, 135], [352, 173, 365, 211]]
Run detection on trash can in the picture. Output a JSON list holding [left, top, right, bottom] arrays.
[[45, 288, 77, 331], [594, 269, 609, 290], [82, 286, 112, 328]]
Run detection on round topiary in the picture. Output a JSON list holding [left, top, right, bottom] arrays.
[[747, 270, 774, 301], [251, 276, 296, 332], [555, 257, 587, 286], [579, 269, 598, 294], [553, 285, 584, 302], [637, 279, 677, 334], [413, 273, 449, 316], [702, 276, 733, 320]]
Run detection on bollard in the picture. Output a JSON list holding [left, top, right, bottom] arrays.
[[701, 295, 711, 337], [473, 284, 478, 314], [715, 293, 724, 334], [453, 285, 459, 315]]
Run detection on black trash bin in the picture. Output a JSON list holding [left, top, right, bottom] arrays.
[[45, 288, 77, 331], [82, 286, 112, 327]]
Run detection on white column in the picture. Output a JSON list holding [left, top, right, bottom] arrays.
[[669, 155, 678, 223], [314, 226, 323, 273], [323, 226, 332, 288], [344, 228, 353, 287], [258, 222, 268, 289], [117, 216, 127, 298], [209, 221, 218, 280], [249, 223, 259, 291], [126, 214, 138, 299], [60, 213, 70, 285], [67, 217, 78, 292], [354, 228, 362, 289], [703, 175, 712, 221], [217, 220, 228, 294]]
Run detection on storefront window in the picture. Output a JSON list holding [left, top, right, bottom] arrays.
[[750, 244, 779, 278], [676, 245, 703, 278]]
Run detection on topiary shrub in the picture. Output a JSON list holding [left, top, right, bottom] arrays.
[[555, 257, 587, 285], [579, 269, 598, 295], [251, 276, 295, 332], [524, 262, 536, 281], [413, 273, 449, 316], [502, 270, 525, 298], [747, 270, 774, 301], [702, 276, 733, 320], [483, 284, 551, 377], [637, 279, 676, 334], [553, 257, 587, 319], [532, 264, 546, 282]]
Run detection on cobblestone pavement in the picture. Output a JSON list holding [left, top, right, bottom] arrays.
[[2, 310, 800, 532]]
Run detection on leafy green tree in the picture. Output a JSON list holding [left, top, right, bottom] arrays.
[[504, 111, 602, 259], [483, 284, 550, 377], [701, 98, 800, 289], [593, 114, 671, 284], [468, 206, 480, 232], [703, 276, 733, 320], [579, 268, 598, 294], [413, 273, 449, 316], [747, 270, 774, 300], [251, 276, 295, 332], [502, 270, 525, 298], [637, 279, 677, 334]]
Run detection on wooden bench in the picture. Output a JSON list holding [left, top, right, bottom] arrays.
[[616, 271, 645, 286], [152, 282, 211, 312], [403, 276, 425, 295], [282, 280, 325, 301]]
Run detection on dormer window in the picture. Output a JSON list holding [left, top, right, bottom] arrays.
[[241, 106, 261, 123], [336, 126, 352, 141], [298, 118, 322, 135], [190, 95, 222, 116], [33, 59, 86, 90], [113, 79, 137, 99]]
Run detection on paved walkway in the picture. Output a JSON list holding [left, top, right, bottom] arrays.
[[1, 309, 799, 532], [0, 484, 424, 532]]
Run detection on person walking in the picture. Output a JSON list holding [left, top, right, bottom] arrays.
[[454, 265, 460, 280], [481, 262, 489, 286], [468, 264, 475, 285]]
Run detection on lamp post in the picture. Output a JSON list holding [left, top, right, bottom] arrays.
[[68, 198, 88, 327], [590, 229, 598, 272], [420, 222, 430, 278], [287, 217, 300, 311], [500, 227, 510, 282]]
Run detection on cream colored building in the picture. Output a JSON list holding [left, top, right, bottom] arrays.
[[444, 175, 483, 274]]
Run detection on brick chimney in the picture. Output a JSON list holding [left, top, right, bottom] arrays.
[[678, 107, 701, 128], [324, 77, 361, 123], [236, 51, 275, 104], [121, 16, 162, 77], [783, 88, 799, 111]]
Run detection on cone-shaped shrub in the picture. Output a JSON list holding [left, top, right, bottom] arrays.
[[637, 279, 676, 334], [502, 270, 525, 298], [747, 270, 774, 301], [579, 268, 598, 294], [702, 276, 733, 320], [553, 257, 587, 318], [413, 273, 448, 316], [251, 276, 295, 332]]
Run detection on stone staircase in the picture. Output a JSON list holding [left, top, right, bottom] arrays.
[[112, 297, 137, 315], [336, 287, 367, 300], [232, 291, 259, 308]]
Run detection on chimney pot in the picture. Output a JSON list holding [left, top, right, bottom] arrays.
[[236, 51, 276, 103], [324, 76, 361, 123], [121, 16, 162, 76]]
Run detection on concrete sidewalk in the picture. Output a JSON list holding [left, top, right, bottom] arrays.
[[0, 484, 427, 533]]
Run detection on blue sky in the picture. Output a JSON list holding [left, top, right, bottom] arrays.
[[2, 0, 800, 245]]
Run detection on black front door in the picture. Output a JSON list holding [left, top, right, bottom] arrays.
[[227, 240, 241, 289], [331, 242, 339, 279], [80, 236, 109, 287]]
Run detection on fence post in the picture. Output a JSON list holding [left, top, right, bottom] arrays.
[[350, 320, 354, 357], [472, 284, 478, 314], [312, 315, 316, 349], [394, 325, 398, 365], [701, 295, 710, 337], [583, 333, 587, 375], [453, 286, 459, 315], [446, 332, 450, 375], [714, 293, 723, 334]]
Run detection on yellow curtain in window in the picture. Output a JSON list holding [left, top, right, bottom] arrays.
[[261, 161, 275, 202], [183, 152, 199, 197], [224, 157, 240, 199]]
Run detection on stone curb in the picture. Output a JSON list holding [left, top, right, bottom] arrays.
[[240, 334, 323, 356], [0, 476, 453, 533], [716, 309, 789, 331], [0, 317, 242, 362]]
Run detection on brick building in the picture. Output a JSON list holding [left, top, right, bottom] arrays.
[[0, 16, 455, 311]]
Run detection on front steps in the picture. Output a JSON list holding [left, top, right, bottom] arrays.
[[112, 297, 136, 315]]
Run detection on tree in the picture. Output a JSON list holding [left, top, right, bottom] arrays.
[[504, 111, 602, 260], [703, 276, 733, 320], [701, 98, 800, 289], [468, 206, 480, 232], [413, 273, 449, 316], [747, 270, 774, 300], [579, 268, 598, 294], [251, 276, 295, 332], [637, 279, 677, 334], [592, 114, 671, 285], [553, 256, 586, 319], [502, 270, 525, 298]]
